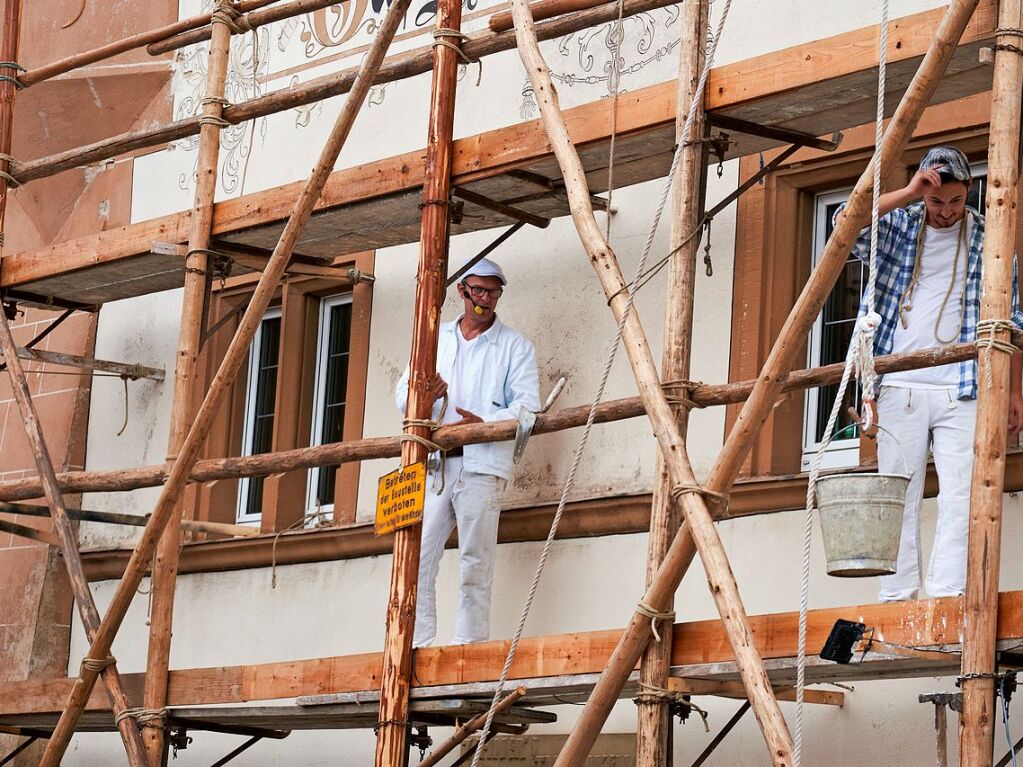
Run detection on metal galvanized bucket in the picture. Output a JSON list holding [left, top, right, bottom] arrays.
[[814, 424, 910, 577]]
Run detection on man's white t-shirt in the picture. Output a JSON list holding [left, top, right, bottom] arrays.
[[440, 321, 479, 425], [884, 216, 972, 389]]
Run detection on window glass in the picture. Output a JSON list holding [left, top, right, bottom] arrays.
[[308, 295, 354, 514], [237, 310, 281, 522]]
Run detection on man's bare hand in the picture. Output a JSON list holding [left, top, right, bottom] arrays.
[[1009, 392, 1023, 441], [448, 407, 483, 426], [428, 375, 448, 403], [906, 167, 944, 200]]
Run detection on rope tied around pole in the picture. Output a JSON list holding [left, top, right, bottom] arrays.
[[210, 2, 247, 34], [975, 319, 1018, 389], [113, 707, 167, 729], [671, 483, 728, 508], [632, 684, 710, 730], [199, 114, 231, 128], [634, 601, 675, 643], [433, 28, 482, 85], [662, 379, 705, 409], [201, 95, 231, 108], [79, 655, 116, 674]]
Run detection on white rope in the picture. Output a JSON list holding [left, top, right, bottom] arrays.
[[469, 3, 733, 764], [794, 2, 887, 763]]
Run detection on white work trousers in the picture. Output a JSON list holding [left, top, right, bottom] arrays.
[[414, 456, 506, 647], [876, 386, 976, 601]]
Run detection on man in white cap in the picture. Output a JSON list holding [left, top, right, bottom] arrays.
[[396, 257, 540, 646], [838, 144, 1023, 601]]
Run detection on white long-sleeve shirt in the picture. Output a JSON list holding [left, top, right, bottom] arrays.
[[395, 314, 540, 480]]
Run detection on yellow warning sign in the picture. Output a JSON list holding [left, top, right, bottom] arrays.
[[375, 462, 427, 536]]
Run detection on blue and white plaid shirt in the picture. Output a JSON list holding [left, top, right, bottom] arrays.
[[839, 202, 1023, 400]]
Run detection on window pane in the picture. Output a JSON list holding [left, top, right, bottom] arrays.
[[243, 315, 281, 518], [314, 301, 353, 507]]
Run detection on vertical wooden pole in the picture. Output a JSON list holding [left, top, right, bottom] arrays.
[[636, 2, 707, 765], [38, 0, 413, 761], [959, 1, 1023, 762], [142, 4, 235, 764], [374, 1, 462, 764], [555, 1, 982, 763]]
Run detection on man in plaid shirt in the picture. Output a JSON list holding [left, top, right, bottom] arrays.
[[839, 145, 1023, 601]]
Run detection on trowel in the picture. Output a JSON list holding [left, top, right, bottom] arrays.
[[513, 376, 566, 464]]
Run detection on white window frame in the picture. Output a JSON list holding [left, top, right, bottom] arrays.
[[236, 306, 282, 525], [305, 293, 355, 517], [803, 188, 859, 471]]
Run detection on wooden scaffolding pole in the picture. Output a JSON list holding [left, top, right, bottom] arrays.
[[36, 0, 413, 761], [0, 2, 147, 764], [507, 1, 793, 764], [958, 0, 1023, 761], [635, 1, 707, 763], [16, 0, 278, 87], [556, 1, 983, 763], [374, 0, 462, 761], [141, 3, 235, 763]]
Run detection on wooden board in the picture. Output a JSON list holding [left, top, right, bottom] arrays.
[[0, 698, 556, 734], [1, 591, 1021, 719], [0, 1, 998, 305]]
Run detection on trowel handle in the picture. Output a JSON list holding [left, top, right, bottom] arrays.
[[539, 376, 567, 414]]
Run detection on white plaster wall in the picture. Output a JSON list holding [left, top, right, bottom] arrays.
[[65, 0, 1023, 764]]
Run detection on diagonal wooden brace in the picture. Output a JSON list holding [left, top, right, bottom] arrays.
[[553, 0, 985, 764], [506, 0, 794, 763], [36, 0, 415, 762]]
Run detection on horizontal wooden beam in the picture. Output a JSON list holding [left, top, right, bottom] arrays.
[[10, 348, 165, 381], [0, 502, 257, 538], [76, 442, 1023, 581], [0, 340, 995, 508], [1, 592, 1019, 718], [0, 0, 997, 291]]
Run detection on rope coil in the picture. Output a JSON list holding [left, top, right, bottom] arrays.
[[671, 483, 728, 507], [433, 28, 482, 84], [199, 114, 231, 128], [632, 685, 710, 730], [80, 655, 116, 673], [0, 61, 24, 89], [662, 379, 705, 409], [114, 707, 167, 728], [211, 3, 247, 34], [635, 601, 675, 643], [975, 319, 1017, 389]]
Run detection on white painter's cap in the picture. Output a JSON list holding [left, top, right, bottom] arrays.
[[461, 258, 507, 285]]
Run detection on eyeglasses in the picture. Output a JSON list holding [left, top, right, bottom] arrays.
[[462, 282, 504, 299]]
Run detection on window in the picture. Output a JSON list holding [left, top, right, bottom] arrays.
[[193, 251, 374, 534], [237, 308, 282, 523], [801, 162, 989, 470], [307, 294, 354, 515]]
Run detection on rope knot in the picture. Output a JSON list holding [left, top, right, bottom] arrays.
[[975, 319, 1018, 389], [858, 311, 882, 334], [114, 707, 167, 729], [635, 601, 675, 642]]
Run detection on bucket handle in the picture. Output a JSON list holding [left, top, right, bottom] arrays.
[[822, 422, 913, 479]]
